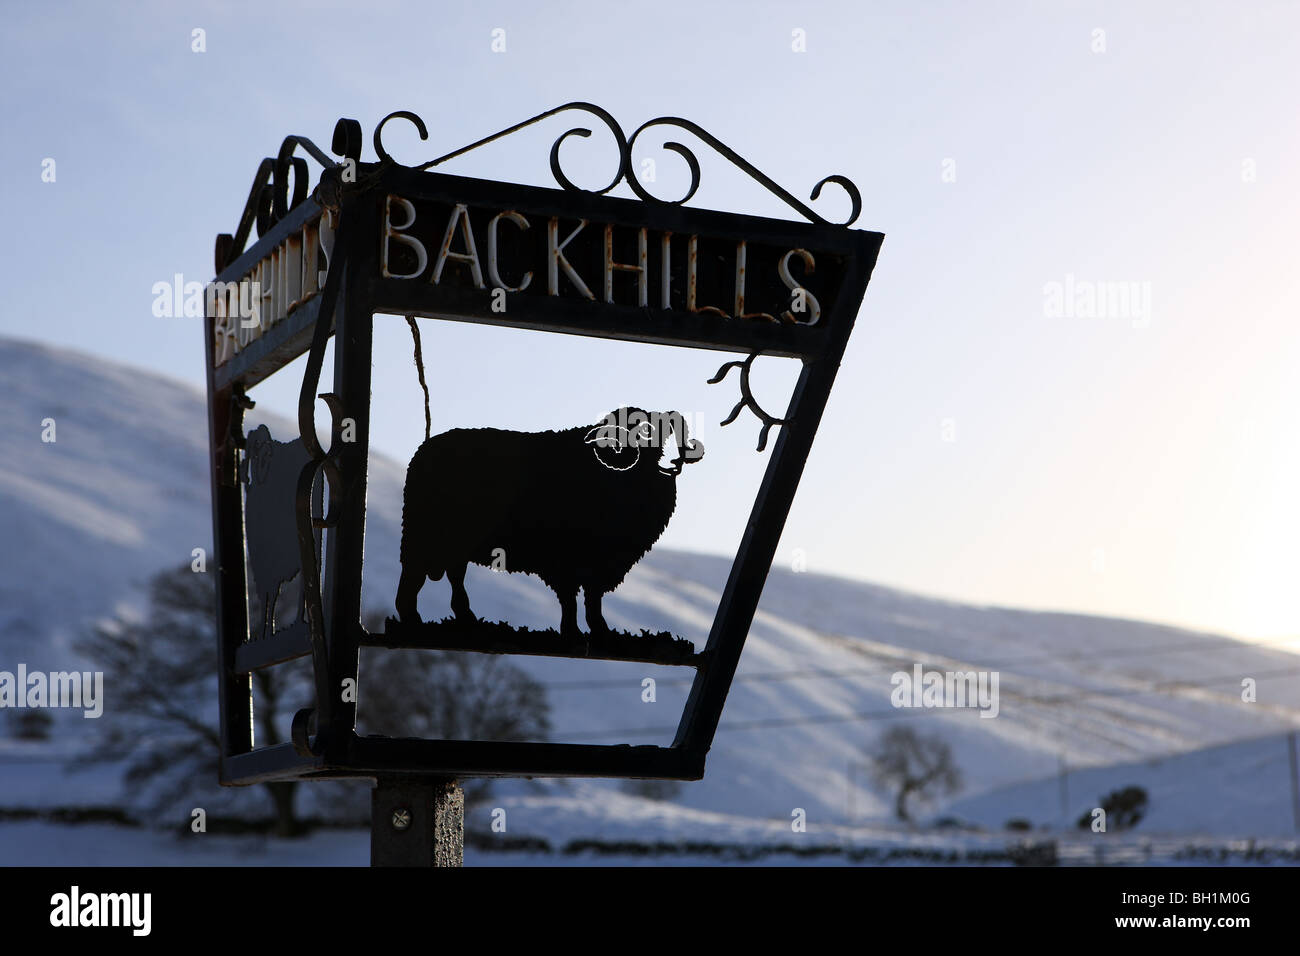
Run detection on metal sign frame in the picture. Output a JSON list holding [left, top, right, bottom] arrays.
[[204, 105, 883, 789]]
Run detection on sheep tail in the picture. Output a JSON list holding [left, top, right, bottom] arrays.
[[399, 497, 443, 582], [400, 442, 443, 583]]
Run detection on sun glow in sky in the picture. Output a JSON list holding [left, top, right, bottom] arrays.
[[3, 0, 1298, 645]]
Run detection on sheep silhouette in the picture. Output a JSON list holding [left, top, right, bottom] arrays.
[[396, 407, 703, 636], [243, 424, 316, 641]]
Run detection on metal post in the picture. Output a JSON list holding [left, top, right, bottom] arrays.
[[371, 777, 465, 867], [1288, 731, 1300, 833], [1058, 756, 1069, 827]]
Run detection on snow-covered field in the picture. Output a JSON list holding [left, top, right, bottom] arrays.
[[3, 336, 1299, 865]]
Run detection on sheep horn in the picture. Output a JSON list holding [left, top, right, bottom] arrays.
[[585, 424, 640, 472]]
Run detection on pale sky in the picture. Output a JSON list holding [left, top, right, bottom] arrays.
[[3, 0, 1298, 644]]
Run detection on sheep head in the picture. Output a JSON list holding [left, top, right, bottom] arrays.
[[584, 408, 704, 475], [244, 424, 274, 486]]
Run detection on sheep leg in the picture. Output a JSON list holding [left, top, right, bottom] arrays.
[[557, 587, 579, 637], [584, 588, 609, 636], [396, 566, 424, 625], [448, 562, 474, 622]]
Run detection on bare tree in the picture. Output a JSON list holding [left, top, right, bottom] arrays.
[[72, 574, 553, 833], [357, 620, 550, 807], [1077, 785, 1148, 831], [7, 709, 53, 740], [867, 725, 962, 822], [75, 564, 310, 835]]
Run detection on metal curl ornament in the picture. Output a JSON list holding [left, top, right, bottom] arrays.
[[810, 174, 862, 228], [216, 132, 339, 273], [626, 116, 861, 226], [271, 135, 336, 225], [332, 117, 363, 163], [271, 155, 309, 223], [625, 136, 701, 206], [707, 351, 792, 452], [407, 101, 630, 196], [373, 110, 429, 166]]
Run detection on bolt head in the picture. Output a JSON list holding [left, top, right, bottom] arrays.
[[391, 807, 411, 830]]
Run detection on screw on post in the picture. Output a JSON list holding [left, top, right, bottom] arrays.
[[372, 778, 464, 866]]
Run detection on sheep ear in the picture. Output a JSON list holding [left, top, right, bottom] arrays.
[[585, 426, 640, 472]]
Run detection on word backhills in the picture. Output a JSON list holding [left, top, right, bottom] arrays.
[[50, 887, 151, 936], [0, 664, 103, 718], [381, 195, 831, 324], [890, 664, 999, 718]]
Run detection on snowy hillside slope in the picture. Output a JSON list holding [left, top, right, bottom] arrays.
[[2, 335, 1299, 829], [948, 732, 1300, 837]]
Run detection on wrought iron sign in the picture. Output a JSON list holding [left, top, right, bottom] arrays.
[[203, 103, 883, 797]]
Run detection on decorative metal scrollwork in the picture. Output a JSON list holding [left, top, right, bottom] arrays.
[[368, 102, 860, 227], [708, 352, 791, 452], [217, 103, 861, 273], [373, 110, 429, 165], [288, 237, 350, 758], [412, 101, 629, 196], [215, 131, 346, 274], [625, 116, 860, 225]]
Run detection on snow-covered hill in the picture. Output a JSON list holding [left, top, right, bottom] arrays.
[[3, 335, 1299, 840], [949, 732, 1300, 837]]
